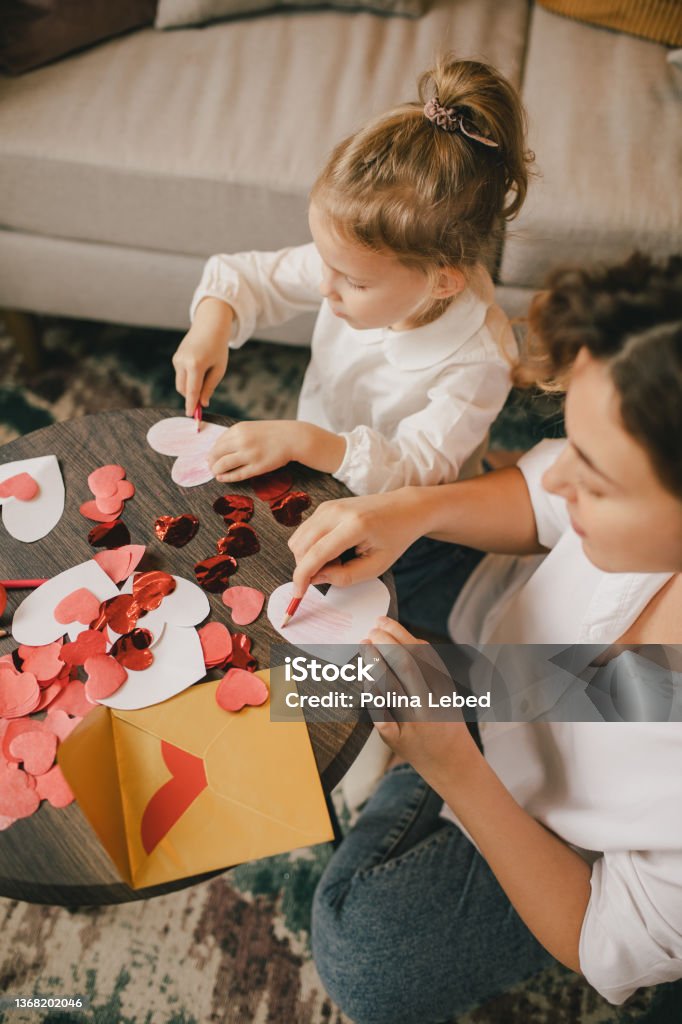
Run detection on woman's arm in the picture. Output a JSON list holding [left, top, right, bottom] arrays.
[[289, 466, 544, 595]]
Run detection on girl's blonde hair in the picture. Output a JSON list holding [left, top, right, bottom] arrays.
[[311, 56, 533, 323]]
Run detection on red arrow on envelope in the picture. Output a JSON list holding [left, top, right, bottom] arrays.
[[141, 741, 208, 854]]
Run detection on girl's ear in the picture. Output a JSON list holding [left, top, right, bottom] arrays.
[[431, 266, 466, 299]]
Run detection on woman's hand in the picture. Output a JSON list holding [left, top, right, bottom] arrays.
[[172, 298, 233, 415], [363, 617, 480, 783], [289, 489, 424, 596], [209, 420, 347, 482]]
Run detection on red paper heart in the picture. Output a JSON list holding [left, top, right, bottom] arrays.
[[19, 642, 64, 683], [154, 514, 200, 548], [132, 571, 176, 611], [270, 491, 312, 527], [95, 493, 124, 516], [48, 680, 95, 717], [45, 708, 82, 743], [9, 731, 58, 776], [0, 667, 40, 718], [84, 654, 128, 701], [212, 494, 254, 523], [140, 741, 208, 854], [117, 480, 135, 501], [0, 763, 41, 819], [221, 586, 265, 626], [88, 520, 131, 549], [90, 593, 140, 635], [228, 632, 258, 672], [216, 522, 260, 558], [60, 629, 108, 666], [0, 472, 39, 501], [216, 668, 268, 712], [93, 544, 146, 583], [88, 464, 125, 498], [54, 587, 102, 626], [198, 622, 233, 669], [249, 469, 292, 502], [194, 555, 238, 592], [79, 500, 122, 523], [35, 765, 74, 808], [2, 719, 47, 763], [34, 678, 68, 713]]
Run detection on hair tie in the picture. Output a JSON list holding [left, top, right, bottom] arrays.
[[423, 98, 499, 148]]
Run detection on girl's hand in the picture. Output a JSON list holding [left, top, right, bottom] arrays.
[[208, 420, 346, 482], [172, 298, 233, 416], [289, 489, 423, 596], [364, 617, 480, 783]]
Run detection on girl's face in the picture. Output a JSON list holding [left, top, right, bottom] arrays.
[[542, 348, 682, 573], [308, 203, 455, 331]]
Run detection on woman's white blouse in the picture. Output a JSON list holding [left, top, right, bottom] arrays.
[[191, 244, 515, 494], [448, 439, 682, 1004]]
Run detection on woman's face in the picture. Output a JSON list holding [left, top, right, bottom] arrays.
[[542, 348, 682, 573]]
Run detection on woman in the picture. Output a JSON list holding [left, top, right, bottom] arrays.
[[287, 253, 682, 1023]]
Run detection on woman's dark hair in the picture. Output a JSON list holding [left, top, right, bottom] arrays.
[[520, 252, 682, 496]]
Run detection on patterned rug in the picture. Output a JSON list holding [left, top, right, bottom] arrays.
[[0, 318, 671, 1024]]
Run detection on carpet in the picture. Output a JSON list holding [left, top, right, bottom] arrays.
[[0, 317, 668, 1024]]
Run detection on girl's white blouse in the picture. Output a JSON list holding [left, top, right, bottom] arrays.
[[448, 439, 682, 1004], [191, 243, 515, 494]]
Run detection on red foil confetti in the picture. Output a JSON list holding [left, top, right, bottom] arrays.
[[132, 571, 176, 612], [90, 593, 140, 635], [270, 491, 312, 527], [228, 632, 258, 672], [216, 523, 260, 558], [194, 555, 238, 592], [87, 519, 131, 549], [154, 514, 199, 548], [249, 469, 292, 503], [213, 494, 254, 523], [110, 628, 154, 671]]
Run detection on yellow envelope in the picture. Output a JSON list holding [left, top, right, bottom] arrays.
[[58, 672, 333, 889]]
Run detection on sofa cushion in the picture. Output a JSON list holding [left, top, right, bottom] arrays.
[[156, 0, 426, 29], [500, 5, 682, 288], [0, 0, 530, 260], [537, 0, 682, 46], [0, 0, 157, 75]]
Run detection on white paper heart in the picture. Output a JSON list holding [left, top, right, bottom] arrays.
[[0, 455, 65, 542], [97, 623, 206, 710], [146, 417, 226, 487], [267, 579, 390, 665], [12, 561, 119, 646]]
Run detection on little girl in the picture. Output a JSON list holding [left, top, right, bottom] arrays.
[[172, 56, 533, 496]]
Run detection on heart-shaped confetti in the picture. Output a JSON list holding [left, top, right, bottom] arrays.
[[90, 593, 140, 635], [19, 642, 64, 683], [0, 763, 41, 818], [88, 520, 131, 549], [54, 587, 102, 626], [132, 571, 176, 611], [109, 629, 154, 671], [216, 668, 268, 712], [95, 493, 125, 516], [216, 523, 260, 558], [34, 678, 68, 713], [249, 469, 292, 502], [35, 765, 74, 808], [212, 495, 254, 523], [84, 654, 128, 701], [93, 544, 145, 584], [154, 514, 200, 548], [88, 464, 125, 498], [228, 632, 258, 672], [79, 500, 121, 523], [270, 491, 312, 527], [0, 472, 39, 501], [60, 629, 108, 666], [0, 667, 40, 718], [9, 731, 58, 776], [194, 555, 238, 592], [2, 719, 47, 763], [222, 586, 265, 626], [198, 622, 233, 669], [49, 680, 95, 718], [45, 708, 82, 743]]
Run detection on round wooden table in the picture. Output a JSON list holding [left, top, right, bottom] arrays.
[[0, 409, 394, 905]]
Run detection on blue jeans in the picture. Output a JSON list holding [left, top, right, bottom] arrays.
[[393, 537, 485, 636], [312, 766, 555, 1024]]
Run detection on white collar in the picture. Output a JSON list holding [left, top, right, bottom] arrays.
[[345, 270, 493, 371]]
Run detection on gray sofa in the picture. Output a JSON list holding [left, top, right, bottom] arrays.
[[0, 0, 680, 346]]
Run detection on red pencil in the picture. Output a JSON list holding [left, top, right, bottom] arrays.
[[280, 596, 302, 629], [0, 579, 48, 589], [193, 402, 202, 432]]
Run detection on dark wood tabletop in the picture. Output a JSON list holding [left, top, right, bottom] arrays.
[[0, 409, 394, 905]]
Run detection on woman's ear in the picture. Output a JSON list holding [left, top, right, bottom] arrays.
[[431, 266, 466, 299]]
